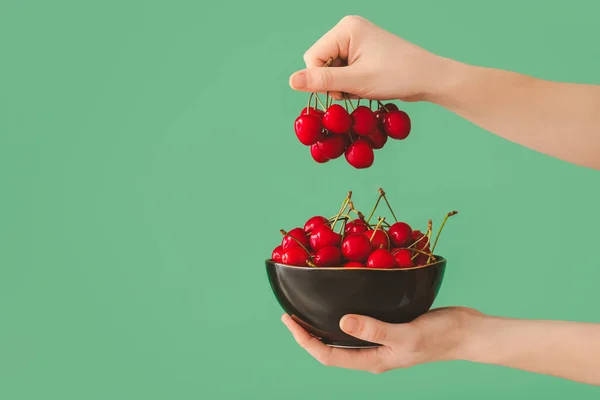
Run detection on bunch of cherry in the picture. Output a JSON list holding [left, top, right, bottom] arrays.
[[271, 189, 457, 269], [294, 93, 411, 169]]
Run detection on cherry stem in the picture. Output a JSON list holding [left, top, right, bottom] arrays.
[[357, 97, 361, 107], [431, 211, 458, 254], [307, 93, 315, 112], [369, 99, 373, 109], [279, 229, 314, 265], [343, 93, 356, 111], [379, 188, 398, 223], [426, 220, 434, 264], [331, 191, 352, 228], [377, 100, 390, 113], [366, 192, 384, 224], [314, 94, 327, 110], [370, 217, 386, 241], [339, 217, 347, 236]]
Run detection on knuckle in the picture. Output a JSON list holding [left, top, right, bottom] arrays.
[[369, 365, 388, 374], [319, 69, 334, 89], [303, 50, 312, 64], [340, 15, 363, 28]]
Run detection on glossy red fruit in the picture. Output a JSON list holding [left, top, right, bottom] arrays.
[[366, 229, 389, 250], [344, 261, 365, 268], [388, 222, 413, 247], [383, 103, 399, 112], [384, 110, 411, 140], [393, 249, 414, 268], [345, 219, 368, 235], [322, 104, 352, 134], [341, 233, 372, 262], [304, 216, 328, 234], [294, 115, 322, 145], [345, 139, 374, 169], [310, 143, 329, 163], [314, 245, 343, 267], [310, 224, 341, 250], [281, 227, 310, 250], [366, 125, 388, 149], [281, 246, 310, 266], [315, 135, 346, 160], [272, 245, 284, 263], [366, 248, 396, 269], [351, 106, 378, 136], [301, 107, 325, 118]]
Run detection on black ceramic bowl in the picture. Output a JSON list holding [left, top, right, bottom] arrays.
[[266, 257, 446, 348]]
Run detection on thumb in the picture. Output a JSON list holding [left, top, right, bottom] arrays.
[[289, 66, 357, 93], [340, 314, 397, 345]]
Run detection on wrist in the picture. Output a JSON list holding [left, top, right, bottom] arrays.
[[421, 57, 473, 105]]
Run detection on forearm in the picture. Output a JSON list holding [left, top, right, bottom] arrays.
[[427, 59, 600, 170], [458, 315, 600, 385]]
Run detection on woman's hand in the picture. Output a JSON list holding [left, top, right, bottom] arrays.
[[281, 307, 481, 373], [282, 308, 600, 385], [289, 15, 454, 102]]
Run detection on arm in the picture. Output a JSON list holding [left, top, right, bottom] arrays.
[[431, 62, 600, 170], [282, 308, 600, 385], [462, 315, 600, 385]]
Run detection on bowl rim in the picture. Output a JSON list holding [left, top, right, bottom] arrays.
[[265, 255, 446, 271]]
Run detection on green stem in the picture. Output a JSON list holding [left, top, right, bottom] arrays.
[[431, 211, 458, 254], [366, 192, 384, 224], [315, 94, 327, 110], [344, 93, 356, 111], [379, 188, 398, 223], [331, 191, 352, 228], [307, 93, 314, 112]]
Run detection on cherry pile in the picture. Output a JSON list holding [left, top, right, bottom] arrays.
[[294, 93, 411, 169], [271, 189, 457, 269]]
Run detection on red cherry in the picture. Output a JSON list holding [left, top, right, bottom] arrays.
[[341, 233, 372, 262], [310, 143, 329, 163], [366, 248, 396, 269], [304, 216, 328, 234], [345, 139, 374, 169], [350, 106, 377, 136], [322, 104, 352, 134], [366, 229, 389, 250], [366, 125, 388, 150], [315, 135, 346, 160], [301, 107, 325, 118], [344, 261, 365, 268], [281, 227, 310, 250], [388, 222, 413, 247], [393, 249, 414, 268], [294, 115, 322, 145], [272, 245, 284, 263], [345, 219, 368, 235], [281, 246, 310, 266], [412, 231, 432, 265], [314, 245, 343, 267], [383, 103, 399, 112], [310, 224, 341, 250], [384, 110, 411, 140]]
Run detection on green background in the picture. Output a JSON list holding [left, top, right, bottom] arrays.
[[1, 0, 599, 398]]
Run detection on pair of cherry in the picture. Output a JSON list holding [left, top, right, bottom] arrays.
[[294, 95, 411, 169]]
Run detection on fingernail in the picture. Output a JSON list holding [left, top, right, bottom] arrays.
[[340, 316, 359, 333], [291, 72, 307, 89]]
